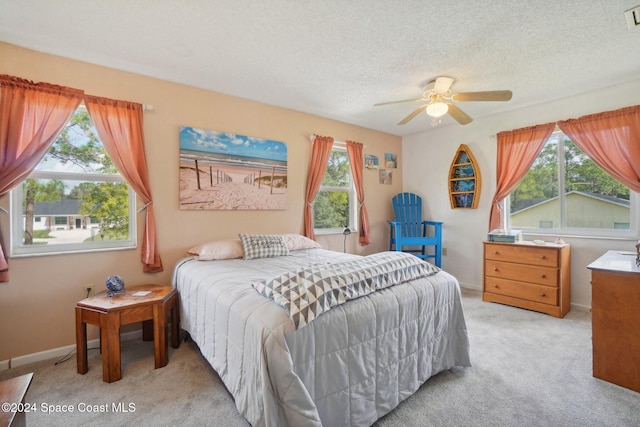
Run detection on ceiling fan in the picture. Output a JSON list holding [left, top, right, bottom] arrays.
[[374, 76, 512, 126]]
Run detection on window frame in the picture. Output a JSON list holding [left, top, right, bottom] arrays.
[[313, 143, 358, 235], [505, 130, 639, 239], [9, 109, 137, 258]]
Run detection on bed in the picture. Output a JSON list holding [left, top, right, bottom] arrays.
[[172, 234, 471, 427]]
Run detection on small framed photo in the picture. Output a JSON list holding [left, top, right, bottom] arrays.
[[379, 169, 393, 185], [384, 153, 397, 168], [365, 154, 379, 169]]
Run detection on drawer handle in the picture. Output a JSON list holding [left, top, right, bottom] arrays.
[[493, 251, 499, 255], [540, 292, 546, 297], [494, 285, 500, 289], [540, 255, 546, 259], [541, 274, 546, 279], [493, 268, 499, 272]]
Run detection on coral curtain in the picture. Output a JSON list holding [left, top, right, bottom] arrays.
[[0, 75, 83, 282], [346, 140, 370, 245], [304, 135, 334, 240], [489, 123, 556, 231], [557, 105, 640, 193], [84, 95, 163, 273]]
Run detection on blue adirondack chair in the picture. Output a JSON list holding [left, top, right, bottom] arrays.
[[389, 192, 443, 267]]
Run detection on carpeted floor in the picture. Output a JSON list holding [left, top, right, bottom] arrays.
[[2, 289, 639, 426]]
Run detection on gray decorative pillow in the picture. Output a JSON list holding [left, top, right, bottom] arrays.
[[239, 234, 290, 260]]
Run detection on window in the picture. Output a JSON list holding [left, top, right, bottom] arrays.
[[313, 144, 357, 234], [10, 107, 136, 256], [507, 131, 636, 236]]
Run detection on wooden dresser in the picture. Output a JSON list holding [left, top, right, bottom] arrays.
[[483, 241, 571, 318], [588, 250, 640, 392]]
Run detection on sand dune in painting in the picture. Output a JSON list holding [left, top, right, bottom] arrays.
[[179, 164, 287, 210]]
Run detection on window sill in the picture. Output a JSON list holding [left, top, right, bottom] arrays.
[[10, 243, 136, 258], [522, 231, 639, 242], [314, 228, 357, 236]]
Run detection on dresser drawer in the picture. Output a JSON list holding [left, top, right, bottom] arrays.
[[485, 277, 558, 306], [484, 243, 558, 268], [485, 260, 558, 287], [483, 241, 570, 317]]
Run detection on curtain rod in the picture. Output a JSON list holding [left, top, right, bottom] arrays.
[[309, 134, 366, 147], [2, 73, 155, 112]]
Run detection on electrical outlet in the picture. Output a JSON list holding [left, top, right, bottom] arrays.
[[82, 283, 94, 297], [442, 247, 448, 256]]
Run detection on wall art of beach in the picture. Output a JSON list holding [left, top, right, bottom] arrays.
[[179, 127, 287, 210]]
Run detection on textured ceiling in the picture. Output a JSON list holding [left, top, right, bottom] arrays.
[[1, 0, 640, 136]]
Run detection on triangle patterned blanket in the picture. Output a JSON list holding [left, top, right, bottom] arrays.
[[252, 251, 440, 329]]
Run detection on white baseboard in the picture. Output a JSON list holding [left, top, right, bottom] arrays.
[[570, 302, 591, 312], [459, 282, 481, 291], [1, 330, 142, 371], [459, 283, 592, 312]]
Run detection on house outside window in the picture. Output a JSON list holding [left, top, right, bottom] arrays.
[[313, 144, 357, 234], [10, 107, 136, 256], [507, 131, 636, 237]]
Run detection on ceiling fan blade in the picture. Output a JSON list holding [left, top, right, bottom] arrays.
[[397, 105, 427, 125], [451, 90, 513, 102], [374, 97, 424, 106], [433, 76, 454, 94], [446, 103, 473, 125]]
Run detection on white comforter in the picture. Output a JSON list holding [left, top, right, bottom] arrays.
[[173, 249, 471, 427]]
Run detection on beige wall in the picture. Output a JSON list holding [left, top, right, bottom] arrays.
[[403, 77, 640, 310], [0, 42, 402, 362]]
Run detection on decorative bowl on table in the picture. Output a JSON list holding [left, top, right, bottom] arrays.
[[106, 275, 125, 297]]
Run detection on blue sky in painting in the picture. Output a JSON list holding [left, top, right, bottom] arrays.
[[179, 127, 287, 162]]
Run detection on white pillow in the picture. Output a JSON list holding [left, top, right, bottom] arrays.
[[282, 234, 322, 251], [187, 239, 244, 260]]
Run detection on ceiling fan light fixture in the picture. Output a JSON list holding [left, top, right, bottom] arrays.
[[376, 76, 510, 126], [426, 101, 448, 118]]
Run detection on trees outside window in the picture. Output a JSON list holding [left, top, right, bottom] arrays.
[[10, 107, 135, 256], [508, 131, 633, 233], [313, 145, 356, 233]]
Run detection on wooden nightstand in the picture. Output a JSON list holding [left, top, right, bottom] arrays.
[[75, 284, 180, 383]]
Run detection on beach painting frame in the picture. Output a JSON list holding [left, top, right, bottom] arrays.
[[179, 127, 287, 210], [365, 154, 379, 170], [384, 153, 397, 168], [379, 169, 393, 185]]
